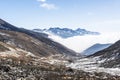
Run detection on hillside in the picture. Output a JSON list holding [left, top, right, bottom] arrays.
[[67, 40, 120, 77], [0, 38, 119, 80], [0, 19, 120, 79], [0, 30, 65, 56], [89, 40, 120, 68], [0, 19, 77, 56]]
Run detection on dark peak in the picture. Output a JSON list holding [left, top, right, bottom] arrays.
[[0, 19, 6, 24], [0, 18, 20, 31], [49, 27, 72, 31], [93, 43, 112, 46], [33, 29, 42, 30], [112, 40, 120, 46], [49, 27, 60, 29], [76, 28, 86, 31]]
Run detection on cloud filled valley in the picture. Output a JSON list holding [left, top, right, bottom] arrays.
[[48, 32, 120, 53]]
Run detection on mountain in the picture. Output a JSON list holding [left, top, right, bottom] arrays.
[[0, 36, 36, 58], [88, 40, 120, 68], [0, 30, 60, 56], [0, 19, 77, 56], [67, 40, 120, 76], [82, 43, 112, 55], [0, 31, 119, 79], [0, 34, 119, 80], [33, 27, 100, 38], [0, 19, 120, 79]]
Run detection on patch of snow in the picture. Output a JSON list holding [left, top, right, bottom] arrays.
[[44, 59, 67, 65], [0, 51, 20, 57], [40, 56, 68, 65], [16, 48, 35, 57], [0, 32, 9, 36], [8, 47, 16, 51], [67, 57, 120, 76], [26, 52, 35, 57]]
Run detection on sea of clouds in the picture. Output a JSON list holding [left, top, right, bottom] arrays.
[[48, 32, 120, 53]]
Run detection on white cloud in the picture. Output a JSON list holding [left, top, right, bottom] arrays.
[[40, 3, 57, 10], [37, 0, 57, 10], [48, 32, 120, 53], [37, 0, 46, 2]]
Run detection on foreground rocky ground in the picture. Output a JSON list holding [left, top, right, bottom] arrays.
[[68, 57, 120, 76], [0, 56, 120, 80]]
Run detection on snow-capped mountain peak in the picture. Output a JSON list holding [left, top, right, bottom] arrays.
[[33, 27, 100, 38]]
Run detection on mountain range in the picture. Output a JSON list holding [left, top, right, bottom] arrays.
[[0, 19, 77, 57], [0, 18, 120, 79], [33, 27, 100, 38]]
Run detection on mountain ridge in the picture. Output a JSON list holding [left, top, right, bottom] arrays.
[[0, 18, 77, 56], [0, 19, 120, 79], [88, 40, 120, 68], [82, 43, 112, 55], [33, 27, 100, 38]]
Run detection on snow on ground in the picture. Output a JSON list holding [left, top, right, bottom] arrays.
[[0, 49, 36, 58], [0, 42, 36, 58], [40, 55, 68, 65], [0, 51, 20, 57], [48, 32, 120, 53], [67, 57, 120, 76], [0, 32, 10, 36]]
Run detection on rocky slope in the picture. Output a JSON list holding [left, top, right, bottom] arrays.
[[65, 40, 120, 77], [88, 40, 120, 68], [1, 56, 120, 80], [0, 19, 120, 79], [0, 19, 77, 56], [0, 30, 119, 80], [0, 30, 63, 57]]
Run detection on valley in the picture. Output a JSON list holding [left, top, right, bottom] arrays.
[[0, 19, 120, 80], [1, 0, 120, 79]]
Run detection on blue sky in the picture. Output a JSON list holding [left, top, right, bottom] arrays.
[[0, 0, 120, 32]]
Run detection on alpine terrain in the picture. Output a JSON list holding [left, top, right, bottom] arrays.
[[68, 40, 120, 77], [0, 19, 120, 80]]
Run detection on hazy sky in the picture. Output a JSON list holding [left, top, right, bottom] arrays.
[[0, 0, 120, 32]]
